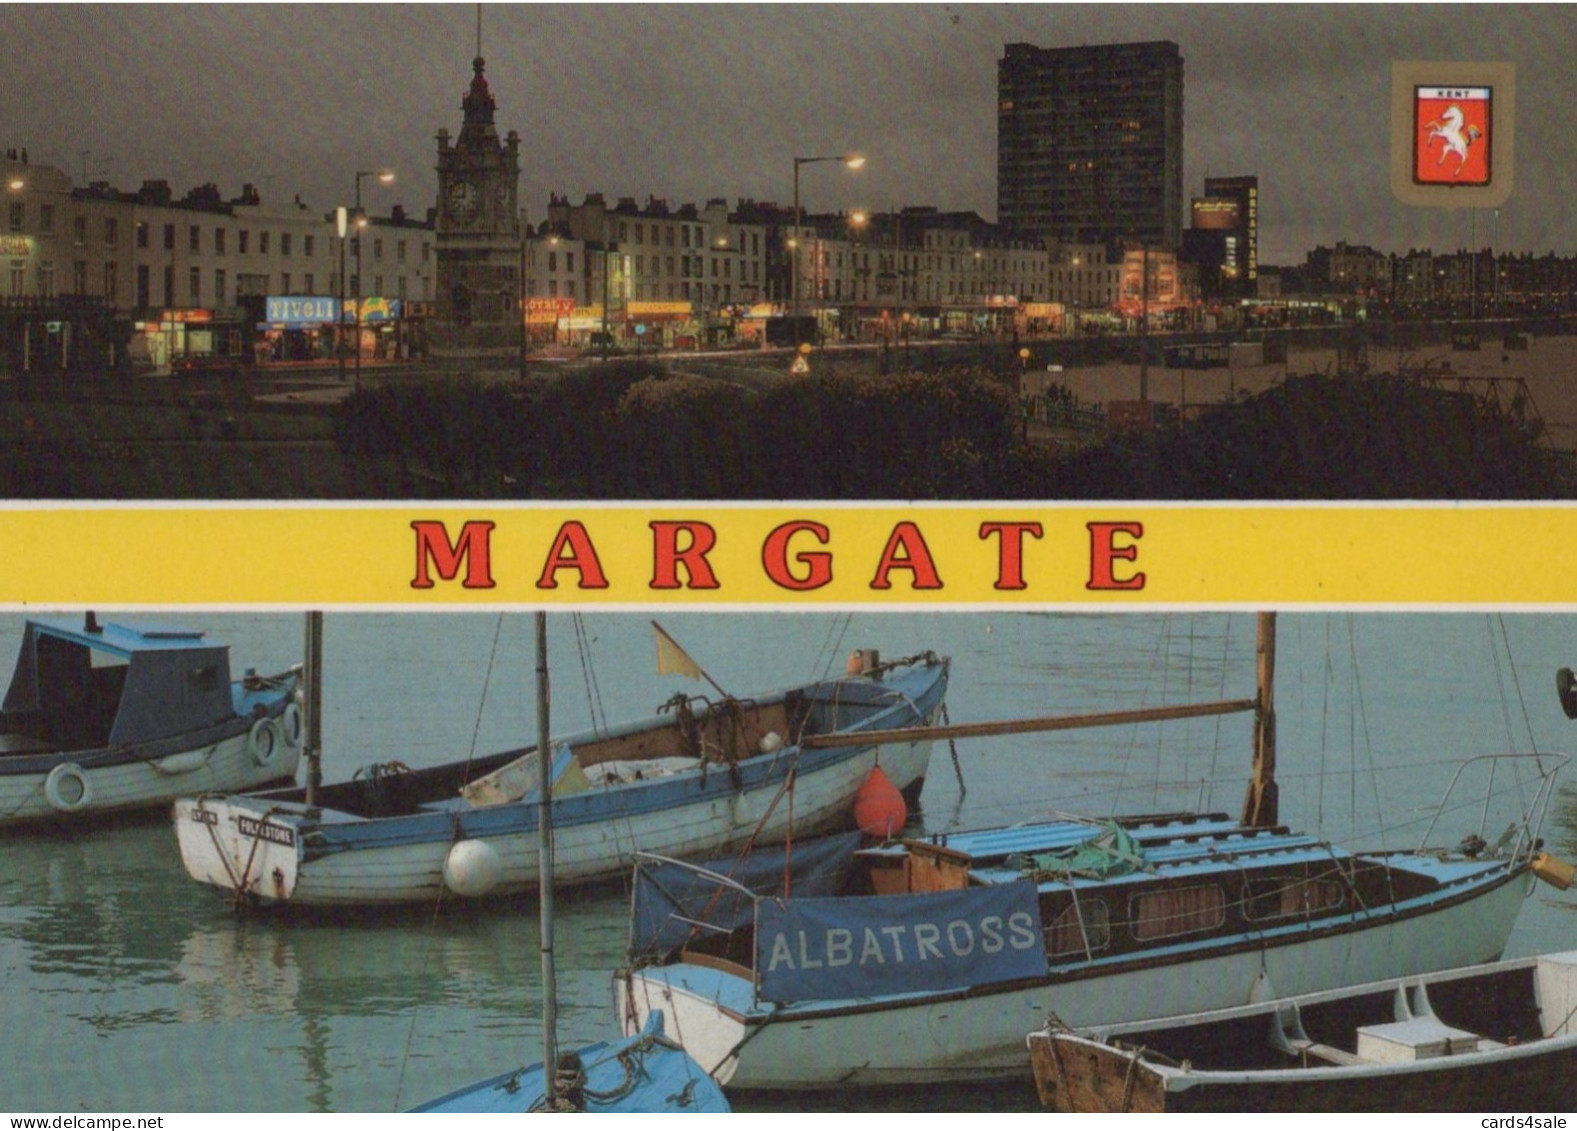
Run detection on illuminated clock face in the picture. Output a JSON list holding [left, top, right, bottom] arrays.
[[448, 180, 477, 221]]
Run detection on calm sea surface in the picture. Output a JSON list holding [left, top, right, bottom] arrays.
[[3, 611, 1575, 1113]]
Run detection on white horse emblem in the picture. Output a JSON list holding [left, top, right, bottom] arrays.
[[1423, 105, 1482, 176]]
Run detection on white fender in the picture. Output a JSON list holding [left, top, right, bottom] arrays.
[[444, 839, 504, 897], [280, 701, 304, 749], [152, 747, 213, 775], [44, 762, 93, 812], [248, 717, 281, 768], [731, 789, 759, 828]]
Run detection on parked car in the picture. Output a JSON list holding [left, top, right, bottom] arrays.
[[170, 355, 245, 379]]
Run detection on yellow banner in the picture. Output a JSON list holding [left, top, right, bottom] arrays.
[[0, 503, 1572, 608]]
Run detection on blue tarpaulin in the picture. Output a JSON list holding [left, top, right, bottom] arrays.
[[755, 880, 1046, 1002], [628, 831, 863, 963]]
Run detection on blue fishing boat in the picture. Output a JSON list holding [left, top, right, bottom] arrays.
[[0, 614, 301, 826], [411, 614, 729, 1114], [175, 629, 947, 908]]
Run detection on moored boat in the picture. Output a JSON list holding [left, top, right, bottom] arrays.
[[173, 645, 948, 908], [0, 614, 302, 827], [1026, 951, 1577, 1112], [411, 1010, 729, 1112], [613, 615, 1571, 1091], [410, 614, 728, 1113]]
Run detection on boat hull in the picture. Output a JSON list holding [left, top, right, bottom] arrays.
[[617, 868, 1530, 1090], [174, 659, 947, 907], [410, 1011, 729, 1113], [1, 694, 300, 826], [177, 733, 934, 906], [1031, 1027, 1577, 1112], [1027, 952, 1577, 1112]]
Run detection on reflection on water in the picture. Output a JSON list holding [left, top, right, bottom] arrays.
[[3, 612, 1576, 1111]]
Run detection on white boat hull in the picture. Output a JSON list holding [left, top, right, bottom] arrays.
[[175, 734, 933, 907], [3, 726, 301, 826], [617, 872, 1529, 1090]]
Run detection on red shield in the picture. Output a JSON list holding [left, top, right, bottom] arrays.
[[1414, 86, 1493, 186]]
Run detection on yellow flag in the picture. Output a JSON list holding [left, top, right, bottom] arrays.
[[652, 621, 703, 680]]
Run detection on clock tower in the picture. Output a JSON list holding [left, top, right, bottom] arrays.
[[434, 55, 521, 332]]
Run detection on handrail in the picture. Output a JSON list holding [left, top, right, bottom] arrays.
[[1414, 752, 1569, 858]]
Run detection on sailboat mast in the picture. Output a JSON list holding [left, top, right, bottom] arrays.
[[1241, 611, 1279, 827], [535, 611, 559, 1103]]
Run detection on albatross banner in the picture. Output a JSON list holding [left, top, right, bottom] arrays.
[[754, 880, 1046, 1002]]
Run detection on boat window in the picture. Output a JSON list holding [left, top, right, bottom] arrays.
[[1243, 876, 1345, 920], [87, 649, 128, 671], [189, 664, 222, 692], [1045, 896, 1110, 957], [1130, 884, 1226, 941]]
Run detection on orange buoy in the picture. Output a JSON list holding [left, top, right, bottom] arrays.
[[852, 765, 908, 838]]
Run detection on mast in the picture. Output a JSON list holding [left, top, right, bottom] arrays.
[[303, 611, 324, 805], [1241, 611, 1279, 827], [535, 611, 558, 1102]]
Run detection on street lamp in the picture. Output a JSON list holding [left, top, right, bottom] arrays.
[[353, 169, 394, 386], [336, 206, 348, 382], [791, 153, 864, 351]]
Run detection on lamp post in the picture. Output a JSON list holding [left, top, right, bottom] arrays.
[[846, 210, 868, 338], [336, 206, 348, 382], [353, 169, 394, 387], [791, 153, 864, 352]]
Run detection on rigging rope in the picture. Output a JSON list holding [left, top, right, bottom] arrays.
[[572, 612, 610, 735], [393, 611, 507, 1110]]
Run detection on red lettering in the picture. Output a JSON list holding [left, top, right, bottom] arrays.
[[1087, 522, 1145, 590], [870, 522, 943, 590], [411, 520, 496, 589], [979, 522, 1044, 590], [761, 521, 833, 591], [650, 521, 720, 590], [536, 521, 610, 589]]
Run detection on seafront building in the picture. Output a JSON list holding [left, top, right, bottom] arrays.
[[4, 39, 1574, 376], [997, 40, 1185, 253]]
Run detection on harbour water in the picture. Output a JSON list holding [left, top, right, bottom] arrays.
[[3, 610, 1575, 1113]]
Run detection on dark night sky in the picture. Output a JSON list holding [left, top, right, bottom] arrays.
[[7, 4, 1575, 263]]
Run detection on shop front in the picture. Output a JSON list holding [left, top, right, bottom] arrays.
[[352, 296, 404, 360], [525, 297, 575, 347], [261, 295, 341, 363], [626, 301, 694, 350]]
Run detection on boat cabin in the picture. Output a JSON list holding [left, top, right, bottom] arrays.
[[0, 616, 236, 755], [645, 811, 1464, 996]]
